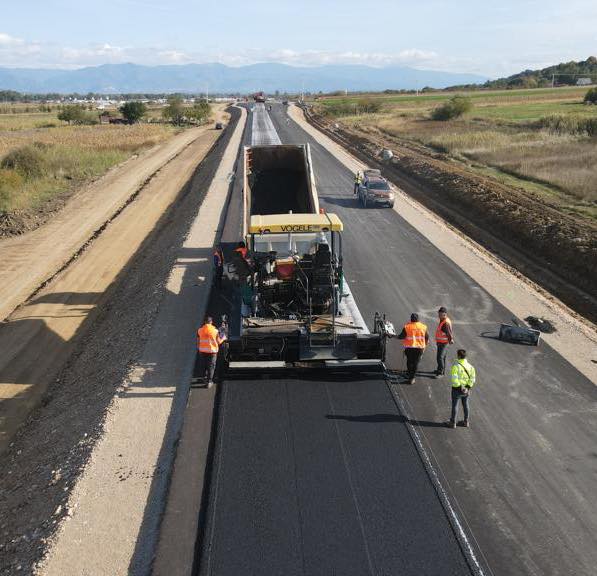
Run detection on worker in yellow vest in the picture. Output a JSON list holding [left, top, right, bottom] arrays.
[[197, 316, 226, 388], [398, 313, 429, 384], [434, 306, 454, 378], [446, 349, 476, 428], [353, 171, 362, 195]]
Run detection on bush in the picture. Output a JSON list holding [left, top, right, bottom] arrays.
[[431, 95, 473, 121], [0, 145, 46, 178], [162, 96, 185, 125], [57, 105, 98, 125], [322, 98, 381, 118], [119, 101, 147, 124], [0, 169, 23, 211], [584, 87, 597, 104], [356, 98, 381, 114], [538, 114, 597, 136], [186, 100, 211, 123]]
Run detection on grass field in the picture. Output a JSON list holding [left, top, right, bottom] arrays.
[[0, 105, 179, 214], [313, 86, 597, 210]]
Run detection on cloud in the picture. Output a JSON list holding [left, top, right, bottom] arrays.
[[157, 50, 193, 63], [61, 43, 127, 63], [0, 33, 446, 70], [1, 33, 572, 76], [212, 48, 441, 68], [0, 33, 24, 46]]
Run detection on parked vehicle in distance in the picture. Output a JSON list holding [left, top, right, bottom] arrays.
[[282, 100, 289, 105], [357, 173, 395, 208], [215, 122, 223, 130]]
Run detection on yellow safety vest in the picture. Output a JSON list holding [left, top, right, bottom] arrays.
[[451, 359, 476, 388]]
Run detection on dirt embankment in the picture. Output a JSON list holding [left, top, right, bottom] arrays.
[[304, 109, 597, 322]]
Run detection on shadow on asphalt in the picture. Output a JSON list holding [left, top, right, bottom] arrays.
[[326, 413, 446, 428], [326, 413, 408, 423]]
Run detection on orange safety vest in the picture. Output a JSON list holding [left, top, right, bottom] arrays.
[[435, 317, 452, 344], [403, 321, 427, 349], [234, 246, 248, 259], [197, 323, 221, 354]]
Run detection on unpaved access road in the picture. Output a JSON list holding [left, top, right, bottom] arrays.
[[0, 108, 228, 324], [0, 107, 243, 576], [0, 109, 228, 454]]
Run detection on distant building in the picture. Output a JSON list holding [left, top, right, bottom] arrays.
[[577, 78, 593, 86]]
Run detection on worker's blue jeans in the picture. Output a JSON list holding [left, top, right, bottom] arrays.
[[450, 387, 470, 423], [436, 343, 448, 374]]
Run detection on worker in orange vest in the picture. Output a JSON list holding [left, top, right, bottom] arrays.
[[398, 313, 429, 384], [434, 306, 454, 378], [197, 315, 226, 388]]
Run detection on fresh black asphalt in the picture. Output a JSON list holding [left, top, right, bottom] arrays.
[[194, 104, 597, 576]]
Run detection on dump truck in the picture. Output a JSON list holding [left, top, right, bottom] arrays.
[[226, 144, 395, 369], [253, 91, 266, 103]]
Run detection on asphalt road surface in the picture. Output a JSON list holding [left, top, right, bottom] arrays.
[[194, 103, 597, 576], [195, 106, 475, 576]]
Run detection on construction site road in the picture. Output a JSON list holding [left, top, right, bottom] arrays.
[[192, 105, 477, 576], [263, 102, 597, 576], [198, 374, 472, 576], [39, 107, 247, 576], [0, 106, 226, 324]]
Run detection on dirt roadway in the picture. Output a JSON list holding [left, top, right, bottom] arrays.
[[0, 109, 229, 455], [0, 107, 228, 324]]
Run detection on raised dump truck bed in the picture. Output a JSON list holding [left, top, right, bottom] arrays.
[[243, 144, 319, 232]]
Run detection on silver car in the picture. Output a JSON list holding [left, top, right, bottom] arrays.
[[358, 175, 395, 208]]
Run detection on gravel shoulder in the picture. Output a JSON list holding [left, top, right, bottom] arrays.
[[0, 114, 227, 455], [0, 107, 242, 575]]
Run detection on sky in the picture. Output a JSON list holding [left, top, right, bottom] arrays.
[[1, 0, 596, 77]]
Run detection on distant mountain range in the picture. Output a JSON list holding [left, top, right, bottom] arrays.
[[0, 63, 487, 94]]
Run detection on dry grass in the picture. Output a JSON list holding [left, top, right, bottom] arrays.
[[474, 139, 597, 202], [0, 123, 174, 157], [0, 123, 176, 213]]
